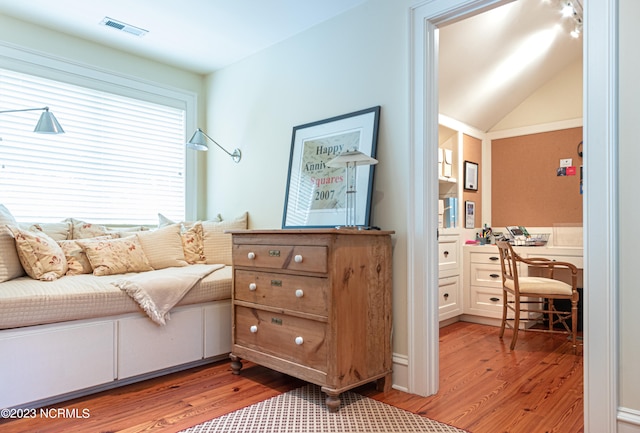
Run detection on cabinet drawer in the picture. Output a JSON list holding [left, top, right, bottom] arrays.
[[469, 263, 503, 288], [438, 237, 459, 273], [470, 251, 502, 265], [234, 270, 328, 316], [438, 276, 458, 309], [233, 244, 327, 273], [470, 286, 504, 312], [234, 306, 327, 372]]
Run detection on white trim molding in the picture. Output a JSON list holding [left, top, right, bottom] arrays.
[[618, 407, 640, 432]]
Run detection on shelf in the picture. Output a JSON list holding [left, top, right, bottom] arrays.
[[439, 176, 457, 184]]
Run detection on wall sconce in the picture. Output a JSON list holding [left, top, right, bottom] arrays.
[[0, 107, 65, 134], [186, 128, 241, 163], [326, 149, 378, 228]]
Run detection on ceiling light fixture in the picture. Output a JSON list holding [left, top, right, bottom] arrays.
[[0, 107, 65, 134], [559, 0, 583, 38]]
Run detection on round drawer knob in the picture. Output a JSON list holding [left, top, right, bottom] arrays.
[[247, 252, 256, 260], [443, 250, 449, 257], [294, 254, 303, 263], [249, 283, 257, 291], [250, 325, 258, 333], [295, 336, 304, 345], [295, 289, 304, 298], [443, 293, 449, 299]]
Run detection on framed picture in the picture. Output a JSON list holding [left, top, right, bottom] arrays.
[[465, 200, 475, 229], [464, 161, 479, 191], [282, 106, 380, 228]]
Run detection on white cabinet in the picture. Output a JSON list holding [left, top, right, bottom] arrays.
[[463, 247, 504, 319], [438, 234, 461, 321]]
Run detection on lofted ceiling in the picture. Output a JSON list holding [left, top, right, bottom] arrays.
[[0, 0, 582, 132]]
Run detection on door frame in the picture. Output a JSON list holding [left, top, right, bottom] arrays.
[[407, 1, 619, 432]]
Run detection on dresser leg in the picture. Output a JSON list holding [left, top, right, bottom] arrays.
[[324, 392, 341, 412], [376, 372, 392, 392], [229, 354, 243, 375]]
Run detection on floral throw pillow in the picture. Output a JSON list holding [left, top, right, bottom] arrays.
[[7, 226, 68, 281], [76, 235, 153, 276], [180, 222, 206, 264], [58, 235, 112, 275]]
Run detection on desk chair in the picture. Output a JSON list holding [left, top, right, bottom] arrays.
[[495, 240, 579, 352]]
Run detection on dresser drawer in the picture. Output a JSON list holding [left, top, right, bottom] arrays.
[[234, 270, 328, 316], [234, 306, 327, 372], [438, 276, 459, 310], [438, 238, 459, 272], [233, 244, 328, 273]]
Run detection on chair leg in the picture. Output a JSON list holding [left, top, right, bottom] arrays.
[[511, 296, 520, 350], [499, 290, 507, 340]]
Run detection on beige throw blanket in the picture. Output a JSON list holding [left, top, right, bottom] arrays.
[[114, 264, 224, 325]]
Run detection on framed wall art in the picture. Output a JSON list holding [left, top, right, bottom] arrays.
[[282, 106, 380, 228], [465, 200, 475, 229], [464, 160, 479, 191]]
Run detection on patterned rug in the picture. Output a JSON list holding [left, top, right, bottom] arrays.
[[180, 384, 468, 433]]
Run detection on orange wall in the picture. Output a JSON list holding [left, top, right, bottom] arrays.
[[463, 134, 482, 227], [491, 127, 583, 227]]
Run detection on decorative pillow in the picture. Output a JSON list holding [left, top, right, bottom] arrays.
[[136, 224, 188, 269], [25, 221, 72, 241], [157, 213, 175, 228], [180, 222, 206, 264], [66, 218, 110, 239], [58, 235, 112, 275], [158, 212, 222, 229], [7, 226, 68, 281], [0, 204, 25, 282], [76, 236, 153, 276], [202, 212, 248, 265]]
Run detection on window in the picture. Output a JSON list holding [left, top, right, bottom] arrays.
[[0, 62, 194, 225]]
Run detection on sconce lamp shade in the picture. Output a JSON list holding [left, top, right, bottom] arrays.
[[325, 149, 378, 168], [34, 109, 65, 134], [186, 128, 242, 163], [326, 149, 378, 227], [0, 106, 65, 134]]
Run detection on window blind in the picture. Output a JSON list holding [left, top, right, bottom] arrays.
[[0, 67, 186, 225]]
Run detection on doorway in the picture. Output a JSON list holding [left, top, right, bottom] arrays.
[[407, 0, 618, 432]]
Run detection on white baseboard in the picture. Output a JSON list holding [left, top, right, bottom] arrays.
[[619, 407, 640, 432], [391, 353, 409, 393]]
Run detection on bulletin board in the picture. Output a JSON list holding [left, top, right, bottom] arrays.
[[462, 134, 482, 228], [491, 127, 583, 227]]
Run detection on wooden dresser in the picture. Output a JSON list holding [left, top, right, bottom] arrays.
[[228, 229, 393, 412]]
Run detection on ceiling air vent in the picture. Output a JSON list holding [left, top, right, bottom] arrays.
[[100, 17, 148, 37]]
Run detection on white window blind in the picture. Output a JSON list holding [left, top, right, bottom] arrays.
[[0, 67, 187, 225]]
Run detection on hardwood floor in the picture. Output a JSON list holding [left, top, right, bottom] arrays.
[[0, 322, 583, 433]]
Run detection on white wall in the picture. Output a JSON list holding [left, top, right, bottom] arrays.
[[619, 0, 640, 418], [491, 59, 583, 131], [204, 0, 413, 355]]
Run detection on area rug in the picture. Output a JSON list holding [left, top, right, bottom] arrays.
[[180, 384, 468, 433]]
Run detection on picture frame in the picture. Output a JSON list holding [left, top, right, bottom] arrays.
[[464, 160, 479, 191], [282, 106, 380, 228], [465, 200, 475, 229]]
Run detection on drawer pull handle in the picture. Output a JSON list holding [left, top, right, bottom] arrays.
[[294, 254, 303, 263], [250, 325, 258, 333], [249, 283, 257, 291], [247, 252, 256, 260], [443, 251, 449, 257], [489, 297, 500, 302], [294, 336, 304, 345], [295, 289, 304, 298], [443, 293, 449, 299], [489, 256, 499, 261], [489, 273, 500, 279]]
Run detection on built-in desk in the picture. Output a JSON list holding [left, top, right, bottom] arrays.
[[462, 244, 583, 325]]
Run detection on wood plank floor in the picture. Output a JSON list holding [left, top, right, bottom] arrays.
[[0, 322, 583, 433]]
